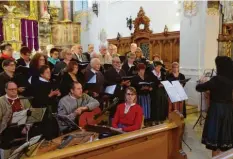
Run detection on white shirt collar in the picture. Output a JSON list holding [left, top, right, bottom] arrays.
[[124, 103, 136, 114], [39, 77, 49, 82], [152, 70, 161, 79], [5, 94, 19, 100], [91, 68, 97, 74]]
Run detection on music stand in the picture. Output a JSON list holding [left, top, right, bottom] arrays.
[[54, 114, 80, 134], [193, 69, 215, 129]]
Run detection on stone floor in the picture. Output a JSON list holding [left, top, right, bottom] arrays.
[[183, 113, 212, 159]]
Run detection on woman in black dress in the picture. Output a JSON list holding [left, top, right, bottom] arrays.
[[60, 61, 84, 97], [149, 61, 168, 125], [167, 62, 186, 117], [196, 56, 233, 157], [31, 65, 60, 140], [131, 63, 152, 121]]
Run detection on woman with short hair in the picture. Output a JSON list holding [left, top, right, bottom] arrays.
[[60, 61, 84, 97]]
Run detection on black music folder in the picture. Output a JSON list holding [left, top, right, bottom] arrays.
[[121, 76, 134, 81], [179, 78, 191, 84]]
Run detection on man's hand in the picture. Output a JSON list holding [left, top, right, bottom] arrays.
[[121, 80, 130, 86], [18, 87, 25, 93], [92, 92, 99, 97], [75, 107, 88, 115]]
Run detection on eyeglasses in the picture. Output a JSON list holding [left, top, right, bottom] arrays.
[[126, 93, 135, 96], [7, 88, 17, 91]]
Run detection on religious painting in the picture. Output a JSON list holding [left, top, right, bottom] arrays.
[[140, 43, 150, 59]]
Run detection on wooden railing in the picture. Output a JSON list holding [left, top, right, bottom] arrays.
[[27, 111, 186, 159]]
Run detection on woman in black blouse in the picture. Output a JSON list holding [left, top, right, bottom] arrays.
[[196, 56, 233, 157], [132, 63, 152, 121], [31, 65, 60, 140], [167, 62, 186, 117], [60, 61, 84, 97], [148, 61, 168, 125]]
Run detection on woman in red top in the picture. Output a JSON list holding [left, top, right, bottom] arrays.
[[112, 87, 143, 132]]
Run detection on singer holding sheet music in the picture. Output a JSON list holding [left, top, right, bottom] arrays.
[[112, 87, 143, 132], [196, 56, 233, 157], [131, 63, 152, 121], [149, 61, 168, 125], [167, 62, 186, 117], [84, 58, 104, 100], [0, 81, 31, 158]]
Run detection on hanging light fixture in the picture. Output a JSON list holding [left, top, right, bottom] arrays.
[[126, 16, 133, 30], [92, 1, 98, 17]]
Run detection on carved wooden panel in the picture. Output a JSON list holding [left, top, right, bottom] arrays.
[[108, 31, 180, 69], [108, 7, 180, 68]]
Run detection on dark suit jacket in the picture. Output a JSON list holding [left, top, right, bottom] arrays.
[[82, 52, 91, 62], [84, 69, 105, 96]]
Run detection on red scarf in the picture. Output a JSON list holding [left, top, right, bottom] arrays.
[[7, 98, 23, 112], [1, 53, 14, 60]]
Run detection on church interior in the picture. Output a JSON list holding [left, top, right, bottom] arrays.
[[0, 0, 232, 159]]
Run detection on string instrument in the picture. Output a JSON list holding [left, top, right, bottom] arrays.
[[78, 97, 119, 127]]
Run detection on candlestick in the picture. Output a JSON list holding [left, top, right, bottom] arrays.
[[25, 20, 28, 46], [32, 21, 34, 50]]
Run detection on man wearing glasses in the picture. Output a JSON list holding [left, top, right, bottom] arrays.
[[0, 81, 31, 159]]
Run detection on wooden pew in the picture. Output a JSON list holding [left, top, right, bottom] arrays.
[[27, 111, 187, 159], [212, 149, 233, 159]]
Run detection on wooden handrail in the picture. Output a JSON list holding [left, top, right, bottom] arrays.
[[212, 149, 233, 159], [28, 123, 177, 159]]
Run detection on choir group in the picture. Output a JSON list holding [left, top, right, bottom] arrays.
[[0, 42, 187, 158]]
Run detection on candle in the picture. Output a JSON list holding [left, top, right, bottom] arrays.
[[32, 21, 34, 50], [25, 20, 28, 46]]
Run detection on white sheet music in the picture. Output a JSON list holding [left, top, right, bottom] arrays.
[[172, 81, 188, 101], [161, 81, 188, 103], [11, 109, 28, 125], [105, 85, 116, 94], [87, 74, 96, 83]]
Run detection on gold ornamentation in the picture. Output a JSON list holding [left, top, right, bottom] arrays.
[[223, 41, 232, 57], [48, 6, 60, 23], [207, 1, 219, 16], [183, 0, 198, 17], [28, 1, 38, 20], [2, 9, 21, 51]]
